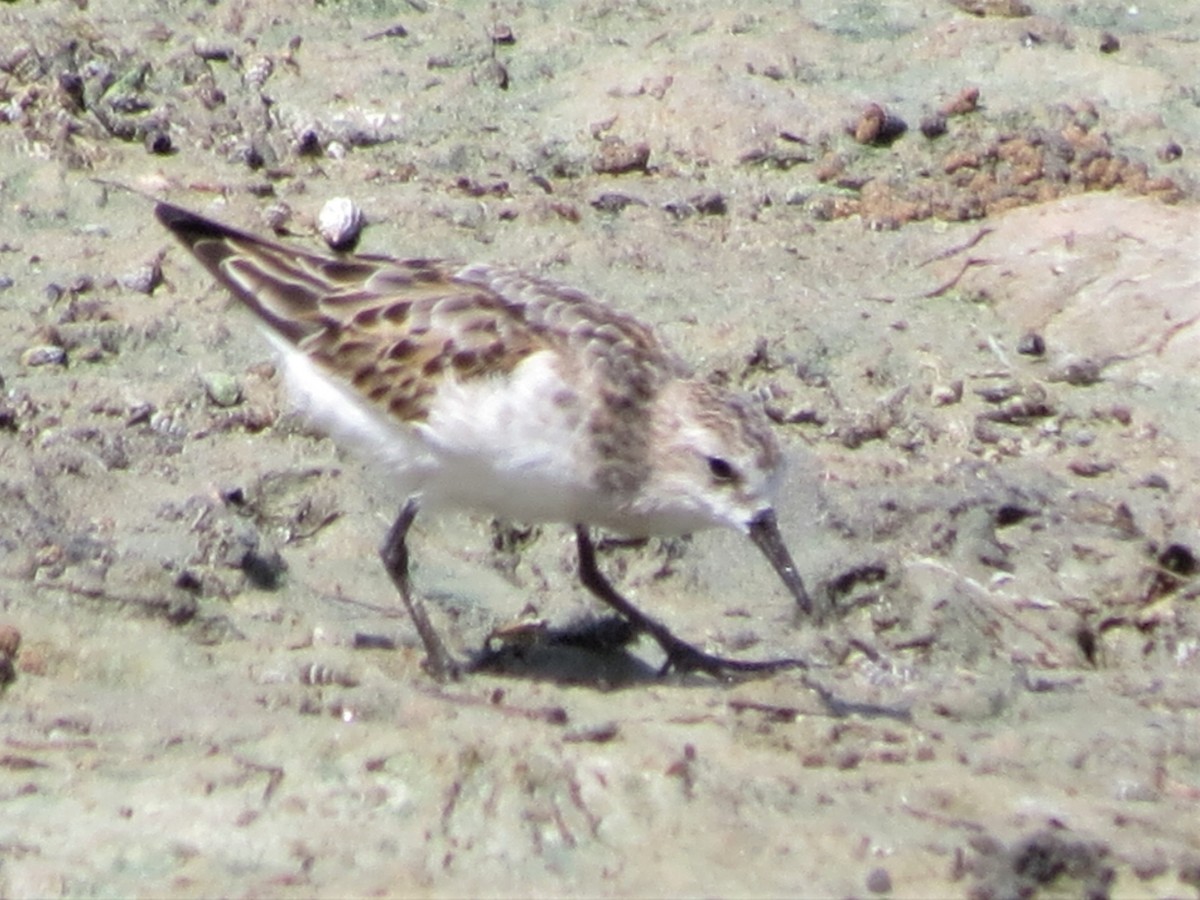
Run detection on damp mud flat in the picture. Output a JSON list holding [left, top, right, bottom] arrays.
[[1, 1, 1198, 896]]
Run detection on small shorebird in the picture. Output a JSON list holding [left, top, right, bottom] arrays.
[[156, 201, 811, 679]]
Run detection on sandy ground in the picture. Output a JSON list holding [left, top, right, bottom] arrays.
[[1, 0, 1199, 896]]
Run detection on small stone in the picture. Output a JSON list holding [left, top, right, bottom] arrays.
[[592, 137, 651, 175], [489, 23, 515, 44], [0, 623, 21, 659], [294, 126, 322, 157], [201, 372, 243, 407], [1016, 332, 1045, 356], [866, 867, 892, 893], [931, 380, 963, 406], [920, 113, 948, 139], [483, 58, 509, 90], [193, 38, 235, 61], [950, 0, 1032, 16], [262, 202, 292, 234], [1157, 141, 1182, 163], [939, 87, 980, 116], [21, 345, 67, 367], [120, 259, 163, 294], [144, 129, 173, 155], [366, 23, 409, 40], [591, 193, 643, 213], [692, 191, 728, 215], [241, 548, 286, 590], [1052, 357, 1102, 386], [852, 103, 907, 146]]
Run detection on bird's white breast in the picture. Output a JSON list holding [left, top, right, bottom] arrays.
[[273, 337, 606, 524]]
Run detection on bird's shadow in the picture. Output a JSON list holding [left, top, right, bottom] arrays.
[[465, 615, 666, 689], [461, 614, 819, 692], [461, 616, 913, 722]]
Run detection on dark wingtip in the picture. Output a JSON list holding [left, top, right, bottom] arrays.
[[154, 202, 234, 244]]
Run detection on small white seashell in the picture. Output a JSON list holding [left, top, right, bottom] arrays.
[[318, 197, 365, 251]]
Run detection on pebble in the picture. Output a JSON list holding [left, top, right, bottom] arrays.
[[1157, 141, 1182, 163], [593, 137, 651, 175], [482, 58, 509, 90], [262, 202, 292, 233], [1016, 331, 1046, 356], [1051, 357, 1103, 386], [119, 259, 163, 294], [950, 0, 1031, 15], [201, 371, 243, 407], [240, 548, 286, 590], [489, 23, 516, 45], [691, 191, 728, 215], [0, 623, 20, 658], [866, 867, 893, 894], [940, 86, 980, 117], [21, 345, 67, 367], [919, 113, 948, 139], [0, 623, 19, 689], [193, 38, 235, 61], [591, 192, 644, 213], [294, 126, 322, 157], [144, 129, 172, 155], [853, 103, 907, 146], [931, 380, 963, 406]]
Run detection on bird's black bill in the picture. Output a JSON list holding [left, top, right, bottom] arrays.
[[748, 508, 812, 616]]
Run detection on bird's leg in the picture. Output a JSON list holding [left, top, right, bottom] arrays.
[[380, 498, 460, 680], [573, 525, 807, 679]]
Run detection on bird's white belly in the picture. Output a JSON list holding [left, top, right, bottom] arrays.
[[416, 351, 603, 522], [275, 341, 604, 524]]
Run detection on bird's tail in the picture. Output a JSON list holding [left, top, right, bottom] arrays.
[[155, 202, 380, 345]]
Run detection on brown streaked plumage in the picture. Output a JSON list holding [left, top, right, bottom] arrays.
[[156, 200, 812, 680]]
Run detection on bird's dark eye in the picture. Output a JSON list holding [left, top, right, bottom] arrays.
[[707, 456, 737, 482]]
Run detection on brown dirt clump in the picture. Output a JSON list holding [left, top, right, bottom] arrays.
[[808, 100, 1184, 228]]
